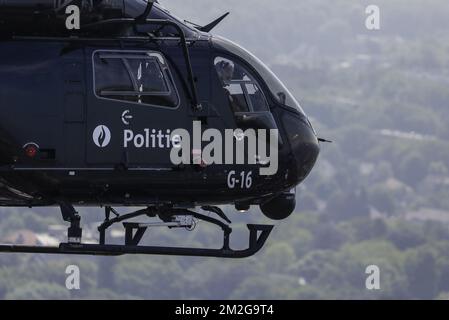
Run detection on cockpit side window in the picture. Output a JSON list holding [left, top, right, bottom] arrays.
[[93, 51, 180, 109], [214, 57, 269, 113]]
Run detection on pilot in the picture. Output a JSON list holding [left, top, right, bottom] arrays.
[[216, 60, 247, 113], [216, 59, 234, 85]]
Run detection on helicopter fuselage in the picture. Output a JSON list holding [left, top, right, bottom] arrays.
[[0, 1, 320, 221]]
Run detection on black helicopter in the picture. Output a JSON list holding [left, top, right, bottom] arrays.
[[0, 0, 321, 258]]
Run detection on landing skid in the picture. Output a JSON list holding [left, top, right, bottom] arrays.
[[0, 205, 274, 258]]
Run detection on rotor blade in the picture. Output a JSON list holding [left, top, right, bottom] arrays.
[[199, 12, 230, 32]]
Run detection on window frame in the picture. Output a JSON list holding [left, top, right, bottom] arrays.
[[92, 50, 180, 110]]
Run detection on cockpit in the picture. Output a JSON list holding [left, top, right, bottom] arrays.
[[212, 36, 305, 115], [127, 2, 305, 115], [214, 57, 269, 114]]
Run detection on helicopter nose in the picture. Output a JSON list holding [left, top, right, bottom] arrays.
[[282, 113, 320, 184]]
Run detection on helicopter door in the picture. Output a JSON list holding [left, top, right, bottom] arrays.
[[85, 49, 183, 167], [214, 57, 279, 133]]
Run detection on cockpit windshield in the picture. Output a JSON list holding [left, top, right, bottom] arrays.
[[212, 36, 305, 114]]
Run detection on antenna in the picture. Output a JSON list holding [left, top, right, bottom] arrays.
[[199, 12, 230, 32]]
